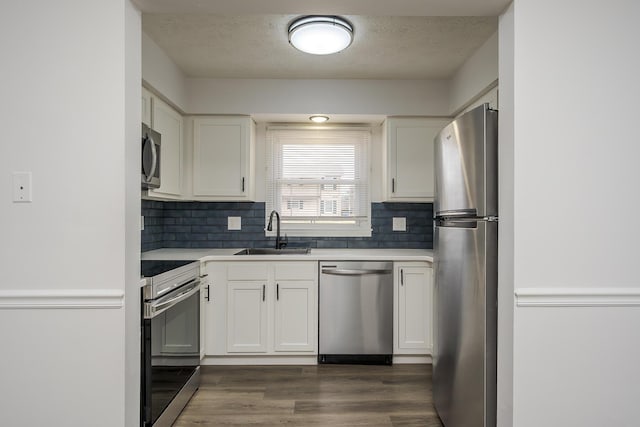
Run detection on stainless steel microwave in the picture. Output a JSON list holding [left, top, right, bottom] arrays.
[[141, 123, 161, 189]]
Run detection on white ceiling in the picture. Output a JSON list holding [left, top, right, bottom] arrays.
[[135, 0, 507, 80]]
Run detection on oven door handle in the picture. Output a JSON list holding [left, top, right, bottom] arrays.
[[144, 279, 200, 319]]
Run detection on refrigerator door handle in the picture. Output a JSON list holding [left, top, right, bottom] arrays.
[[436, 215, 498, 224], [435, 209, 477, 218]]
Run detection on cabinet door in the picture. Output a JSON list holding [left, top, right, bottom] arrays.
[[386, 118, 449, 201], [395, 264, 433, 353], [274, 281, 316, 352], [204, 262, 229, 356], [141, 87, 152, 127], [226, 281, 268, 353], [192, 117, 253, 200], [149, 97, 183, 197], [200, 278, 209, 359]]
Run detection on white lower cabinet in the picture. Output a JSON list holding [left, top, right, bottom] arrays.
[[203, 259, 431, 362], [204, 261, 317, 357], [394, 262, 433, 355], [273, 280, 316, 352], [227, 281, 269, 352], [200, 278, 209, 359]]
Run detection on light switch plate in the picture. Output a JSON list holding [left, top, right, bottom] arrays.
[[392, 217, 406, 232], [12, 172, 32, 202], [228, 216, 241, 230]]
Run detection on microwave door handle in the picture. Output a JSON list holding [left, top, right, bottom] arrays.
[[146, 136, 158, 183]]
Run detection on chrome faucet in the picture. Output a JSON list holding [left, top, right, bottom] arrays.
[[267, 210, 285, 249]]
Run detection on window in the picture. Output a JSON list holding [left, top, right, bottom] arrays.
[[286, 200, 304, 210], [266, 127, 371, 236], [320, 200, 337, 215]]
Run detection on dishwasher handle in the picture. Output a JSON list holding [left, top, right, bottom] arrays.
[[321, 268, 392, 276]]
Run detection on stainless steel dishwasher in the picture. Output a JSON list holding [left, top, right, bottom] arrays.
[[319, 261, 393, 365]]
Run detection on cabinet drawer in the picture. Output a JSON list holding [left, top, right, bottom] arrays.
[[274, 262, 316, 280], [227, 263, 268, 280]]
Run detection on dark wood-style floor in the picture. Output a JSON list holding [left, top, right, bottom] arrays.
[[174, 364, 443, 426]]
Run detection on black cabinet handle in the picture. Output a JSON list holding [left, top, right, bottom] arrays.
[[262, 284, 265, 301], [205, 285, 210, 301], [400, 269, 404, 286], [276, 283, 279, 301], [242, 177, 245, 192], [392, 178, 395, 193]]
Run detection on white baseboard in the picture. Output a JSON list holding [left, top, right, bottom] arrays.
[[0, 289, 124, 309], [393, 355, 432, 364], [515, 287, 640, 307], [201, 354, 432, 366], [201, 355, 318, 365]]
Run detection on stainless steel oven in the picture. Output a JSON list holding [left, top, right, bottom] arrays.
[[141, 260, 201, 427]]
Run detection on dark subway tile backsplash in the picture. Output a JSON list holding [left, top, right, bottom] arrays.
[[141, 200, 433, 252]]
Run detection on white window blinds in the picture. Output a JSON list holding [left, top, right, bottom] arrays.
[[266, 127, 371, 236]]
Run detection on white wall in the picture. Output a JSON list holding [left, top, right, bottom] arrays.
[[124, 2, 142, 426], [497, 4, 514, 426], [142, 32, 189, 112], [0, 1, 135, 425], [507, 1, 640, 425], [186, 78, 451, 116], [449, 31, 498, 114]]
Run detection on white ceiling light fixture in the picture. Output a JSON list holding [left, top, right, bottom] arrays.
[[309, 115, 329, 123], [288, 16, 354, 55]]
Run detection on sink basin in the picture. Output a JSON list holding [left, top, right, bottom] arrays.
[[234, 248, 311, 255]]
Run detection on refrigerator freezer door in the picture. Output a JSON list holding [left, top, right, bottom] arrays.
[[433, 219, 497, 427], [434, 104, 498, 218]]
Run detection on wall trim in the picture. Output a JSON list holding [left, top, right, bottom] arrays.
[[0, 289, 125, 309], [201, 355, 317, 366], [515, 288, 640, 307]]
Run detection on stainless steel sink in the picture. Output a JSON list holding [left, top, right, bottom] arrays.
[[234, 248, 311, 255]]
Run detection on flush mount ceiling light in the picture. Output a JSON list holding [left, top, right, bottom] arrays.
[[288, 16, 354, 55], [309, 115, 330, 123]]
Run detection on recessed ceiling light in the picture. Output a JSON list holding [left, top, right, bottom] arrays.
[[288, 16, 353, 55], [309, 115, 330, 123]]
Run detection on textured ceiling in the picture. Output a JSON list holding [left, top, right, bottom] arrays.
[[142, 14, 498, 79]]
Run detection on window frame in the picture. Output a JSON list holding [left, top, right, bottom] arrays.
[[265, 125, 372, 238]]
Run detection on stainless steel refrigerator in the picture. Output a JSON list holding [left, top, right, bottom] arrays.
[[432, 103, 498, 427]]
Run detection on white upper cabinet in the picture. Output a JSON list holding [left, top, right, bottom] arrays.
[[192, 116, 255, 201], [141, 87, 152, 127], [142, 89, 184, 200], [383, 117, 450, 202], [148, 97, 183, 198]]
